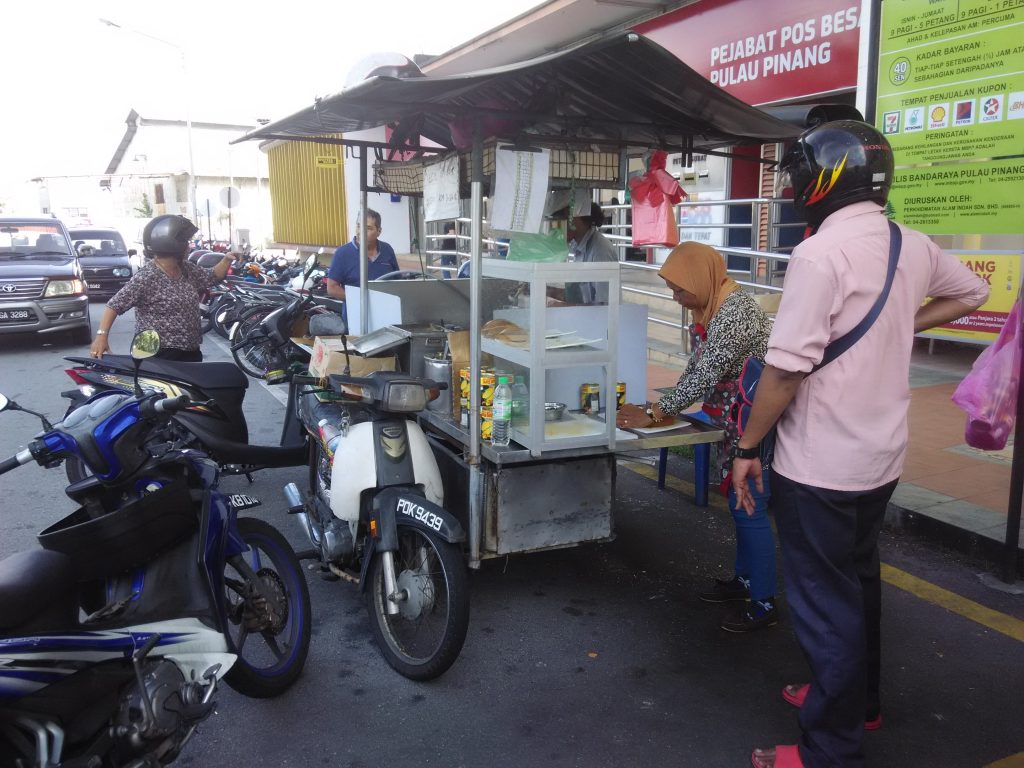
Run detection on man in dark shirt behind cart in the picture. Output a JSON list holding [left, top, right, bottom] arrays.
[[325, 209, 399, 301]]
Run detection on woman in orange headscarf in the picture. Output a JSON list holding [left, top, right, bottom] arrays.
[[617, 241, 777, 632]]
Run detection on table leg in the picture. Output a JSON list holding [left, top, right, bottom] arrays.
[[657, 447, 668, 489], [694, 443, 710, 507]]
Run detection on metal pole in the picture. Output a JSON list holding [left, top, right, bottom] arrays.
[[1001, 302, 1024, 583], [467, 121, 484, 569], [182, 49, 196, 225], [359, 152, 369, 336]]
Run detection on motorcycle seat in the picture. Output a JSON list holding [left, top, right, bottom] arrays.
[[68, 355, 249, 392], [0, 550, 77, 632]]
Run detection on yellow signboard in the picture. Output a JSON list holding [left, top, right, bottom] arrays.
[[315, 155, 339, 168], [919, 251, 1022, 344]]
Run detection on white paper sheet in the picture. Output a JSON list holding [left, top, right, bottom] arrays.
[[490, 146, 550, 233], [423, 155, 461, 222]]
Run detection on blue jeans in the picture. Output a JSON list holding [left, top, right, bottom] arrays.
[[727, 469, 775, 602]]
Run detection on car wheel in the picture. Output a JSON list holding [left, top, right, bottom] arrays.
[[71, 325, 92, 345]]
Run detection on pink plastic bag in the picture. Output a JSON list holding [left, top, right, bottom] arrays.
[[629, 151, 686, 247], [951, 299, 1021, 450]]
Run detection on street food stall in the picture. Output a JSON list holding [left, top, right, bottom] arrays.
[[234, 32, 799, 566]]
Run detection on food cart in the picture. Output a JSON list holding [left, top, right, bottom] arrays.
[[234, 32, 799, 567]]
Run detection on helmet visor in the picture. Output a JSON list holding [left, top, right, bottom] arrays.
[[774, 166, 793, 199]]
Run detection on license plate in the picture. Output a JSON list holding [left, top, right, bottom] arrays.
[[0, 310, 31, 320], [88, 283, 101, 289]]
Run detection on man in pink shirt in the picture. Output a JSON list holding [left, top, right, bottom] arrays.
[[732, 121, 989, 768]]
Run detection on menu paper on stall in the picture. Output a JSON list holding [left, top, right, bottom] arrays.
[[423, 154, 461, 222], [490, 146, 551, 234]]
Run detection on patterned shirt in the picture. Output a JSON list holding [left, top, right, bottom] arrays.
[[658, 289, 771, 483], [107, 260, 218, 352]]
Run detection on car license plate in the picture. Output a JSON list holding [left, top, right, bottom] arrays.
[[88, 282, 101, 289], [0, 310, 31, 320]]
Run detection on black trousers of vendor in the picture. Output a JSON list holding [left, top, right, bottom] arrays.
[[772, 472, 898, 768]]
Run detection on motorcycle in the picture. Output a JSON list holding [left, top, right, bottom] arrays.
[[0, 331, 311, 767], [228, 263, 340, 382], [285, 345, 469, 680], [61, 349, 310, 485]]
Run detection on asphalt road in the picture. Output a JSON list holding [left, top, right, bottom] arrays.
[[0, 302, 1022, 767]]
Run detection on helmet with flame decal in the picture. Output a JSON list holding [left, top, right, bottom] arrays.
[[777, 120, 894, 230]]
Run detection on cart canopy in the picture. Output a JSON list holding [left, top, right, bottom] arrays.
[[233, 32, 799, 152]]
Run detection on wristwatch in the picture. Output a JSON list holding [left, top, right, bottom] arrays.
[[95, 329, 108, 335], [645, 404, 663, 423], [733, 444, 760, 459]]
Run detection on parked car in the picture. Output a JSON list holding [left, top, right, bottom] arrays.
[[0, 217, 91, 344], [68, 227, 136, 298]]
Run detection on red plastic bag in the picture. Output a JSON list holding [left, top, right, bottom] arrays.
[[951, 298, 1021, 450], [629, 151, 686, 247]]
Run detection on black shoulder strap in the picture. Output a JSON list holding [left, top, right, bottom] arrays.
[[811, 219, 901, 374]]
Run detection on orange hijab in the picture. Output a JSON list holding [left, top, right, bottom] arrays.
[[657, 241, 739, 326]]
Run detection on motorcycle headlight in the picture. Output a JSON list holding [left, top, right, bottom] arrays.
[[45, 279, 85, 297], [382, 382, 427, 412], [113, 267, 132, 278]]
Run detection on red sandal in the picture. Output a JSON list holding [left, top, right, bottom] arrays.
[[751, 745, 803, 768], [782, 684, 882, 730]]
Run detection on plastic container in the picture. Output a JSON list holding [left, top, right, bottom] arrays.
[[491, 376, 512, 447], [511, 375, 529, 428]]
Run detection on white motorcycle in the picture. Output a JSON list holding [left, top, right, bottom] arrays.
[[284, 345, 469, 681]]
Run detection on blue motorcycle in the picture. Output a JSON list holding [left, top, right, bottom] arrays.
[[0, 331, 311, 767]]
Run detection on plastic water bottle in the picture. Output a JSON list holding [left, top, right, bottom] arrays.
[[491, 376, 512, 447], [511, 375, 529, 428]]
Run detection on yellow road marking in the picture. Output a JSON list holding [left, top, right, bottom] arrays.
[[985, 754, 1024, 768], [620, 461, 728, 510], [621, 463, 1024, 643], [881, 564, 1024, 643]]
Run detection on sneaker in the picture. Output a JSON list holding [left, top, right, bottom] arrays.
[[719, 600, 778, 633], [698, 576, 750, 604]]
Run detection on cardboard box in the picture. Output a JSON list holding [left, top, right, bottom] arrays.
[[309, 336, 397, 379]]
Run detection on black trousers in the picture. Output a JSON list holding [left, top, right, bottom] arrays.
[[772, 471, 898, 768], [154, 348, 202, 362]]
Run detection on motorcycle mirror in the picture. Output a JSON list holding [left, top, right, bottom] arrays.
[[131, 330, 161, 360], [303, 254, 317, 278], [129, 330, 161, 397], [0, 394, 53, 430]]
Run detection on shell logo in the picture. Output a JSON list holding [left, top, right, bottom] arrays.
[[930, 106, 946, 122]]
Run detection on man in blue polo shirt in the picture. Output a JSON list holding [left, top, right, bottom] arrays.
[[325, 208, 399, 300]]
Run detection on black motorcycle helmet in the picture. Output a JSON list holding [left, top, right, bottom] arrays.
[[777, 120, 894, 230], [143, 215, 199, 259]]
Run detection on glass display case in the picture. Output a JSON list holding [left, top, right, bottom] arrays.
[[479, 259, 621, 457]]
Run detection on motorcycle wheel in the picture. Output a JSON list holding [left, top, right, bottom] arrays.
[[231, 305, 285, 379], [222, 517, 312, 698], [366, 522, 469, 681]]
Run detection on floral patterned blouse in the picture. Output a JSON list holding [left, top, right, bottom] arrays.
[[107, 260, 218, 352], [657, 289, 772, 485]]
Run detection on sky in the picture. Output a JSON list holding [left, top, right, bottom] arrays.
[[0, 0, 543, 194]]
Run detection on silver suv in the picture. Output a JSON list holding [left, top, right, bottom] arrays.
[[0, 217, 91, 344]]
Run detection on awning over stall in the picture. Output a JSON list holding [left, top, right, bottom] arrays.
[[232, 32, 799, 152]]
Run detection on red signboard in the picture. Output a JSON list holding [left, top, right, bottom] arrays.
[[635, 0, 862, 106]]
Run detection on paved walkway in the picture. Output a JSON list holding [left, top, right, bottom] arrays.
[[646, 339, 1019, 560]]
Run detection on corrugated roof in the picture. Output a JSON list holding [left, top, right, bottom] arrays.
[[232, 32, 798, 152]]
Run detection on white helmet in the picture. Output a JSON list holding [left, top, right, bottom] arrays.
[[344, 52, 422, 90]]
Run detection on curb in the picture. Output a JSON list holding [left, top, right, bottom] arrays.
[[885, 500, 1024, 578]]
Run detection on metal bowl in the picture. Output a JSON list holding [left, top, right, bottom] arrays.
[[544, 402, 567, 421]]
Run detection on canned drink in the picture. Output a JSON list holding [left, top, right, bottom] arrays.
[[616, 382, 626, 410], [480, 371, 496, 408], [459, 367, 471, 400], [580, 382, 601, 414], [480, 407, 493, 441]]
